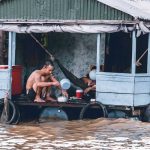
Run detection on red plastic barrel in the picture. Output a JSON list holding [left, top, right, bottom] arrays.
[[0, 65, 23, 95]]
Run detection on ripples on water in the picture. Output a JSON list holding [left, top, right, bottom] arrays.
[[0, 118, 150, 149]]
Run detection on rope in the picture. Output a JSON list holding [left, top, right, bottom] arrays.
[[29, 33, 54, 60], [136, 49, 148, 66]]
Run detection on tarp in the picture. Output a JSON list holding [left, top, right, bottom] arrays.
[[0, 24, 135, 33], [97, 0, 150, 20], [0, 22, 150, 33]]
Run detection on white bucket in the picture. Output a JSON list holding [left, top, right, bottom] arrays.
[[60, 78, 71, 90]]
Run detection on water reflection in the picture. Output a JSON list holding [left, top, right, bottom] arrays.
[[0, 118, 150, 149]]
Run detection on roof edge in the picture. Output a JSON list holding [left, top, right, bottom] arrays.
[[97, 0, 150, 21]]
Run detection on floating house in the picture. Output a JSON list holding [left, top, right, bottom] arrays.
[[0, 0, 150, 123]]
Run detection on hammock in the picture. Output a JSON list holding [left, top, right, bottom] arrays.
[[29, 33, 88, 90], [55, 59, 88, 90]]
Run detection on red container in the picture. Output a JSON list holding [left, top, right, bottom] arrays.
[[76, 90, 83, 99], [0, 65, 23, 95]]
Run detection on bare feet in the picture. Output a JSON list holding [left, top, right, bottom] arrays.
[[34, 98, 45, 103], [45, 96, 57, 102]]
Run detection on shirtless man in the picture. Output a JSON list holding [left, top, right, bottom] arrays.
[[26, 61, 66, 102]]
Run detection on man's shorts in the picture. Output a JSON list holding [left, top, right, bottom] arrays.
[[26, 88, 36, 101]]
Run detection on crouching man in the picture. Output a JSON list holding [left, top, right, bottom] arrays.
[[26, 61, 67, 102]]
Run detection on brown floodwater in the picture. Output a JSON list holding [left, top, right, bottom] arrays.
[[0, 118, 150, 150]]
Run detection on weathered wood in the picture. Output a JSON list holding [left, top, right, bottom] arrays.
[[97, 73, 134, 93], [133, 76, 150, 106], [14, 98, 88, 108], [96, 72, 150, 106], [0, 20, 137, 25], [0, 69, 10, 99], [96, 73, 134, 106], [134, 94, 150, 106], [96, 92, 134, 106]]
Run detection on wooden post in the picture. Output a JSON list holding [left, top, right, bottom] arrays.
[[131, 31, 136, 74], [147, 33, 150, 74], [96, 34, 101, 72]]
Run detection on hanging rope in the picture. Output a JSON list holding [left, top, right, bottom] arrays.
[[29, 33, 54, 60], [136, 49, 148, 66], [29, 33, 88, 90]]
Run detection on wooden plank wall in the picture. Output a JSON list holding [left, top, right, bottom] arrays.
[[96, 73, 134, 106], [96, 73, 150, 106], [134, 76, 150, 106], [0, 69, 10, 99]]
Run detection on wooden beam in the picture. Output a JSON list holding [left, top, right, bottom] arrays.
[[0, 19, 138, 25]]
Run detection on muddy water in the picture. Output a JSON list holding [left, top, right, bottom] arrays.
[[0, 119, 150, 150]]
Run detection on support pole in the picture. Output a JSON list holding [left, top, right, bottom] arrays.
[[8, 32, 13, 98], [96, 34, 101, 72], [131, 31, 136, 74], [147, 33, 150, 74], [12, 32, 16, 66]]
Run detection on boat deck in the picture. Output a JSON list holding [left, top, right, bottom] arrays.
[[13, 95, 89, 108]]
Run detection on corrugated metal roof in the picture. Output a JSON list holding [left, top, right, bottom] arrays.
[[0, 0, 132, 22], [97, 0, 150, 20]]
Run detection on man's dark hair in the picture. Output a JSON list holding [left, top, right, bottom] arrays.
[[45, 60, 54, 67], [39, 60, 54, 69], [90, 65, 96, 71]]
